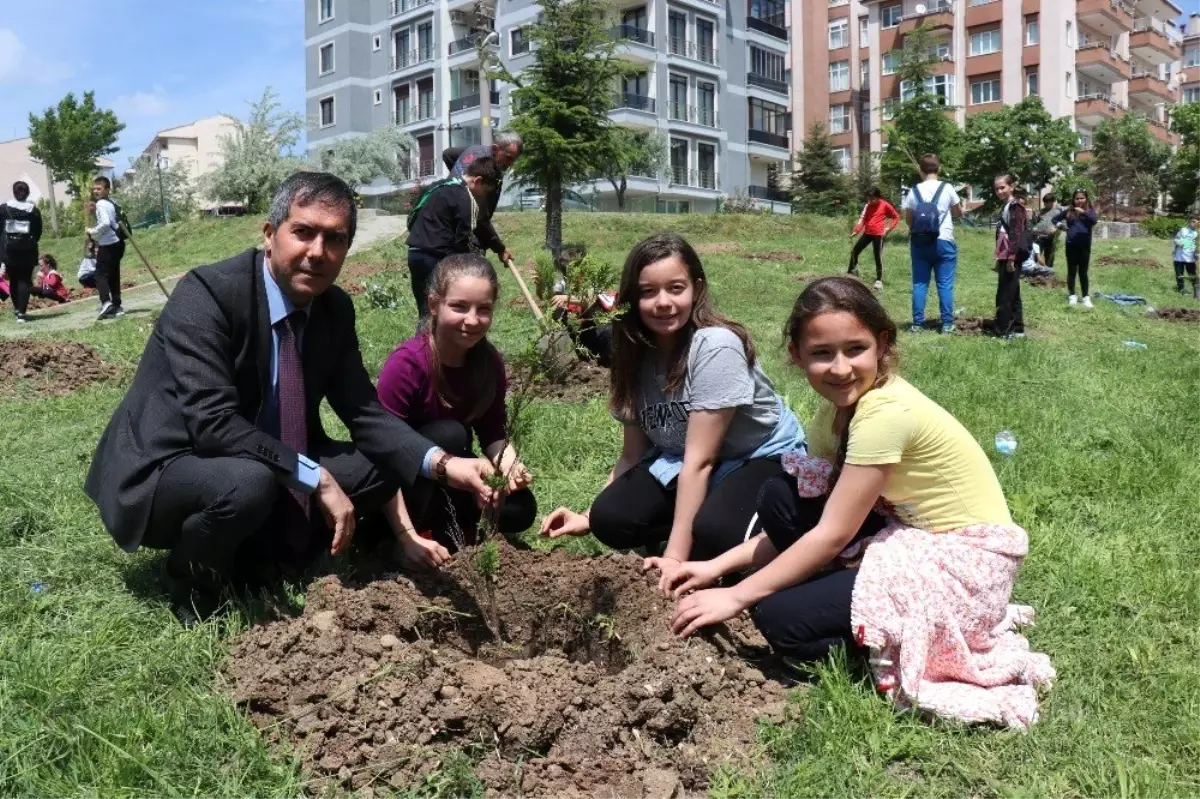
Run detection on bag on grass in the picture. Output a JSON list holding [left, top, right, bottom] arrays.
[[909, 182, 947, 246]]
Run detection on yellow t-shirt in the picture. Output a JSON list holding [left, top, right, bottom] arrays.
[[808, 376, 1012, 531]]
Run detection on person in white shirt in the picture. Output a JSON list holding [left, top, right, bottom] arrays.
[[85, 176, 126, 319], [900, 153, 962, 334]]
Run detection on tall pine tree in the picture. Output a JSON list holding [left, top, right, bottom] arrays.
[[791, 123, 851, 216]]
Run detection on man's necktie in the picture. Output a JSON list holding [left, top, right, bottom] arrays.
[[277, 311, 310, 555]]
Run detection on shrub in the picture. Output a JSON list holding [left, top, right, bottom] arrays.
[[1140, 216, 1190, 240]]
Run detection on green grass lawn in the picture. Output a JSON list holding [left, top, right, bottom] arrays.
[[1, 212, 1197, 797]]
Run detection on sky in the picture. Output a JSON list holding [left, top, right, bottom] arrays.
[[0, 0, 305, 172]]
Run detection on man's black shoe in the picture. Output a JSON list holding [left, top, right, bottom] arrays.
[[168, 579, 221, 628]]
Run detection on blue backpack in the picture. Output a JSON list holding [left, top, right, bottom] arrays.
[[909, 182, 947, 245]]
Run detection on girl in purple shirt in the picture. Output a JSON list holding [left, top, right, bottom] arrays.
[[377, 253, 536, 567]]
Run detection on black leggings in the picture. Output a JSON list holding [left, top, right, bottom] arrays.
[[406, 420, 537, 551], [407, 250, 440, 321], [1174, 261, 1197, 292], [848, 235, 884, 281], [5, 249, 36, 314], [589, 457, 781, 561], [96, 241, 125, 308], [749, 472, 888, 662], [1065, 240, 1091, 298]]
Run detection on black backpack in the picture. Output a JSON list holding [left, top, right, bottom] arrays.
[[1000, 203, 1035, 261], [101, 198, 131, 241], [2, 204, 38, 250], [909, 182, 947, 246]]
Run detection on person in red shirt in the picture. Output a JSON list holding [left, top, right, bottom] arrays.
[[31, 254, 71, 304], [848, 187, 900, 290]]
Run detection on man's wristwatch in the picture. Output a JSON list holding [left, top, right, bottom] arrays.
[[434, 451, 453, 484]]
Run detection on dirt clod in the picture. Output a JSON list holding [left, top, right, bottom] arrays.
[[1149, 307, 1200, 324], [0, 340, 119, 397], [226, 544, 789, 797]]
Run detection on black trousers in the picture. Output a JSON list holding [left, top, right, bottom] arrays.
[[96, 241, 126, 307], [5, 249, 36, 314], [30, 286, 69, 304], [1036, 234, 1057, 270], [1065, 240, 1091, 298], [552, 306, 613, 368], [405, 420, 537, 551], [749, 472, 888, 662], [589, 457, 781, 561], [994, 262, 1024, 336], [408, 250, 440, 320], [144, 439, 401, 592], [848, 235, 884, 281], [1174, 261, 1196, 291]]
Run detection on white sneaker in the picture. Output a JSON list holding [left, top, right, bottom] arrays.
[[874, 280, 883, 291], [1081, 296, 1093, 309], [1068, 295, 1078, 306], [97, 302, 116, 320]]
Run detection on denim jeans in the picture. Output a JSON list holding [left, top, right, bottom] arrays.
[[910, 238, 957, 327]]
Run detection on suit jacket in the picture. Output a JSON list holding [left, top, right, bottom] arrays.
[[85, 248, 433, 551]]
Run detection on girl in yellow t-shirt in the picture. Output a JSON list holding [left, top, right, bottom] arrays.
[[663, 275, 1013, 662]]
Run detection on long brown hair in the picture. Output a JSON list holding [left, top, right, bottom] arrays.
[[1066, 188, 1093, 222], [423, 252, 501, 423], [784, 276, 898, 473], [610, 233, 755, 421]]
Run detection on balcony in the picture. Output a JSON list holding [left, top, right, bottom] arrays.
[[746, 16, 788, 41], [1131, 18, 1182, 65], [747, 71, 788, 95], [400, 158, 437, 182], [748, 184, 789, 203], [391, 46, 436, 72], [748, 128, 789, 149], [899, 3, 953, 34], [1075, 0, 1134, 37], [611, 24, 655, 48], [668, 166, 720, 191], [1129, 72, 1176, 104], [612, 92, 656, 113], [667, 103, 719, 127], [393, 101, 436, 126], [1075, 93, 1124, 125], [1148, 117, 1178, 146], [389, 0, 435, 17], [449, 91, 501, 113], [1076, 42, 1131, 84], [448, 36, 499, 56], [667, 37, 719, 67]]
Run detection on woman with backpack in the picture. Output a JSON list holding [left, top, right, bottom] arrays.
[[0, 181, 44, 324]]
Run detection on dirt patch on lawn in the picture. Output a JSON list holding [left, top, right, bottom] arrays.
[[952, 316, 994, 336], [1095, 254, 1162, 269], [510, 357, 609, 404], [341, 262, 388, 280], [694, 242, 741, 255], [746, 251, 803, 263], [226, 544, 789, 798], [0, 340, 119, 397], [1026, 274, 1068, 289], [1148, 307, 1200, 324]]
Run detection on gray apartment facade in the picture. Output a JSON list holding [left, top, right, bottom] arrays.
[[305, 0, 792, 212]]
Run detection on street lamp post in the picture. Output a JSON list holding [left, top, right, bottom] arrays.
[[156, 155, 170, 225], [477, 30, 500, 148]]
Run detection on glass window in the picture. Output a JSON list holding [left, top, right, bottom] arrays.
[[1026, 17, 1039, 46], [860, 105, 871, 133], [319, 43, 334, 74], [832, 147, 851, 173], [829, 19, 849, 49], [971, 78, 1001, 104], [1184, 45, 1200, 67], [1065, 20, 1073, 47], [319, 96, 335, 127], [1184, 87, 1200, 103], [511, 28, 528, 55], [882, 51, 898, 75], [749, 98, 788, 134], [1066, 71, 1073, 97], [829, 104, 850, 133], [970, 29, 1001, 56], [319, 0, 334, 22], [860, 58, 870, 86], [373, 89, 382, 105], [751, 46, 787, 80], [901, 74, 955, 104], [882, 97, 898, 120], [859, 16, 869, 47], [1026, 69, 1038, 96], [669, 75, 688, 120], [829, 60, 850, 91], [373, 35, 381, 52], [749, 0, 785, 28], [881, 4, 902, 29]]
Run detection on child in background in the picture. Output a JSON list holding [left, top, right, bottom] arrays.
[[31, 254, 71, 304], [78, 237, 98, 290], [1053, 189, 1099, 309], [662, 276, 1054, 730], [1173, 217, 1198, 298], [848, 187, 900, 291], [992, 175, 1027, 339]]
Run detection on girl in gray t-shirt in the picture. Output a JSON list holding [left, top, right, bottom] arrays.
[[540, 233, 805, 593]]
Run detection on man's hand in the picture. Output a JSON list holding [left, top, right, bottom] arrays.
[[444, 456, 500, 508], [540, 507, 590, 538], [501, 248, 516, 265], [549, 294, 570, 311], [316, 468, 356, 555]]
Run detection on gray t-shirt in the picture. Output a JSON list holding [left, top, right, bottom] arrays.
[[624, 326, 780, 459]]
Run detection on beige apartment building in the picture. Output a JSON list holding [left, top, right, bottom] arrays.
[[794, 0, 1186, 176], [127, 115, 239, 208], [0, 136, 115, 205]]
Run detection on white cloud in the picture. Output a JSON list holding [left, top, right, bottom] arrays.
[[113, 85, 172, 119], [0, 27, 73, 84]]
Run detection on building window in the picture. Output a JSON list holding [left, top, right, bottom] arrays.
[[1026, 69, 1038, 96], [829, 60, 850, 91], [971, 78, 1001, 105], [829, 104, 850, 133], [318, 43, 334, 75], [1184, 87, 1200, 103], [1025, 16, 1039, 46], [1184, 45, 1199, 67], [882, 97, 898, 120], [881, 4, 902, 29], [374, 89, 383, 105], [749, 97, 789, 135], [860, 58, 869, 86], [859, 105, 871, 133], [970, 29, 1001, 56], [832, 147, 851, 173], [859, 16, 869, 47], [751, 46, 787, 81], [319, 96, 335, 127], [1065, 20, 1073, 48], [749, 0, 785, 28], [373, 35, 382, 51], [669, 74, 688, 121], [318, 0, 334, 23], [511, 27, 528, 55], [829, 19, 849, 49], [881, 51, 898, 75], [901, 74, 955, 105], [1065, 71, 1073, 97]]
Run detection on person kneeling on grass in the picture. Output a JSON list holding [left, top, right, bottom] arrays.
[[663, 276, 1054, 730], [539, 233, 805, 594], [31, 255, 70, 304], [376, 253, 537, 568]]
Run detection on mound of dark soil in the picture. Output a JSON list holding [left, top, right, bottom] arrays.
[[1095, 254, 1162, 269], [1149, 307, 1200, 324], [226, 545, 789, 798], [510, 358, 609, 404], [1026, 274, 1067, 289], [0, 340, 119, 397]]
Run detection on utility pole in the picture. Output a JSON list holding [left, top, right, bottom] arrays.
[[477, 30, 499, 148], [156, 155, 170, 224], [43, 163, 60, 236]]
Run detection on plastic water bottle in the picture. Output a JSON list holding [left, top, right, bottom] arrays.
[[994, 430, 1017, 456], [1123, 341, 1148, 350]]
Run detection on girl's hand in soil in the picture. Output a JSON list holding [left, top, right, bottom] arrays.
[[540, 507, 590, 538], [665, 559, 724, 599], [395, 531, 452, 570], [446, 457, 502, 508], [643, 556, 685, 597], [670, 587, 746, 638]]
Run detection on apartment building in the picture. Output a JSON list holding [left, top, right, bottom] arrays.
[[0, 137, 113, 206], [304, 0, 793, 212], [1182, 13, 1199, 105], [127, 115, 240, 208], [794, 0, 1184, 175]]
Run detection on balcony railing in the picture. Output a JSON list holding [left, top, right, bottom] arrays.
[[668, 37, 718, 65], [747, 71, 788, 94], [612, 92, 656, 112], [400, 158, 437, 181], [1133, 16, 1182, 45], [611, 24, 655, 46], [669, 166, 719, 190], [746, 16, 788, 41], [392, 46, 435, 71], [748, 128, 789, 148], [448, 35, 500, 56], [449, 91, 502, 112], [667, 103, 719, 127], [748, 184, 789, 203], [390, 0, 435, 16], [393, 101, 436, 125]]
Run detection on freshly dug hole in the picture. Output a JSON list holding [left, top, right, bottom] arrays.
[[227, 544, 790, 798]]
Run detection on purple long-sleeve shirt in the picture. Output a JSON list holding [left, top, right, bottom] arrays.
[[376, 334, 508, 450]]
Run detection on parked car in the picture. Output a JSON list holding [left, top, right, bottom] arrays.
[[515, 188, 594, 211]]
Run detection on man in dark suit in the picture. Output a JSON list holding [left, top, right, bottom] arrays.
[[85, 172, 499, 625]]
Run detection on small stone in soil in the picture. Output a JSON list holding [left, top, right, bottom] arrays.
[[311, 610, 338, 632], [379, 634, 400, 649]]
